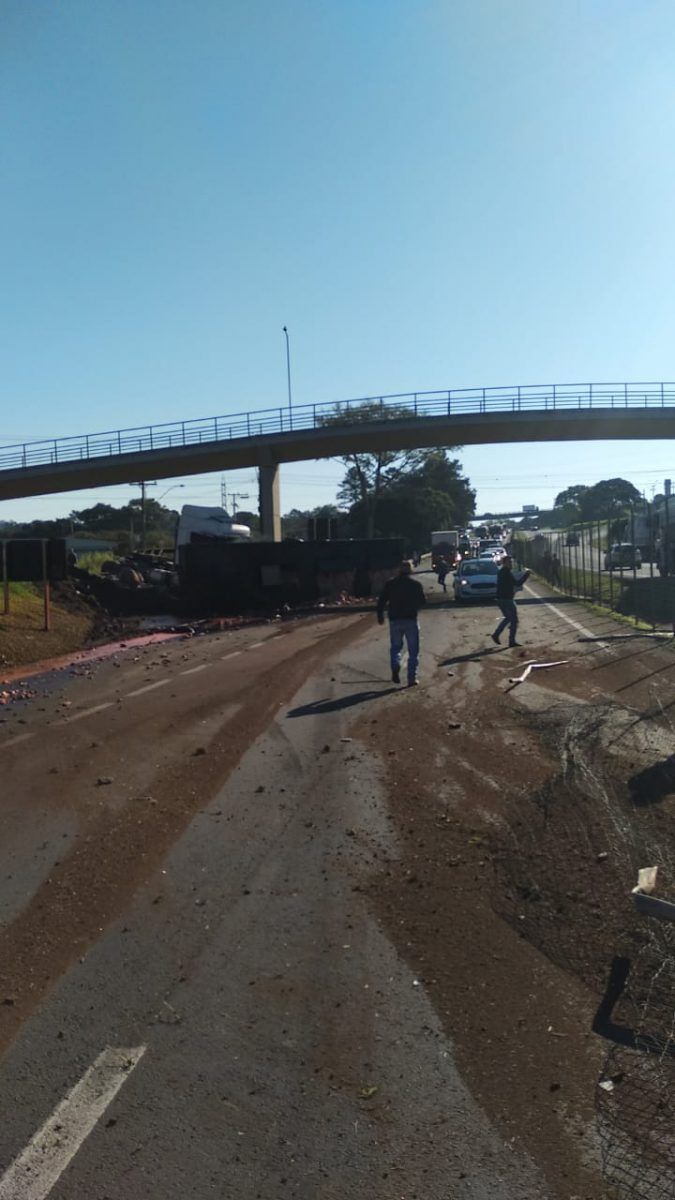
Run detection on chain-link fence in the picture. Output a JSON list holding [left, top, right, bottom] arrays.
[[513, 505, 675, 629], [488, 669, 675, 1197]]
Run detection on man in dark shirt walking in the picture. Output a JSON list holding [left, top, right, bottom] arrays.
[[491, 555, 529, 647], [377, 560, 427, 686]]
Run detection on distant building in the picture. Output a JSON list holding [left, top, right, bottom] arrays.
[[66, 536, 116, 554]]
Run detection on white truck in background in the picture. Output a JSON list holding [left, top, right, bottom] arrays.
[[175, 505, 251, 552], [430, 529, 459, 571]]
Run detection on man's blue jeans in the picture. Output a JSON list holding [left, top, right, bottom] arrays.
[[389, 618, 420, 682], [495, 600, 518, 644]]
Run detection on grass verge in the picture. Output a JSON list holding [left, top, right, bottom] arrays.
[[0, 582, 96, 672]]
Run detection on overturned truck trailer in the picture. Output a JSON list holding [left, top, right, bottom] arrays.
[[179, 539, 404, 612]]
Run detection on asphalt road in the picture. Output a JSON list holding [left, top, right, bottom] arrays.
[[0, 578, 647, 1199]]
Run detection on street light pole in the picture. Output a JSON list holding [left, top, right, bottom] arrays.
[[157, 484, 185, 504], [283, 326, 292, 420]]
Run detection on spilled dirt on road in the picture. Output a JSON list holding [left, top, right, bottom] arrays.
[[358, 641, 675, 1199], [0, 615, 370, 1057]]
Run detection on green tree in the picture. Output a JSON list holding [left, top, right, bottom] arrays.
[[579, 478, 642, 521], [352, 487, 458, 548], [553, 484, 589, 511], [320, 401, 436, 537], [344, 450, 475, 544], [69, 503, 122, 531], [281, 505, 344, 539]]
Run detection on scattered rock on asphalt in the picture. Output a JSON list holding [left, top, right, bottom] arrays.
[[96, 776, 113, 786]]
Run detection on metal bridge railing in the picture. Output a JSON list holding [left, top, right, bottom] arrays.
[[2, 381, 675, 473]]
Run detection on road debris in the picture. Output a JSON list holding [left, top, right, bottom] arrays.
[[632, 864, 675, 921], [507, 659, 570, 686], [578, 632, 674, 642]]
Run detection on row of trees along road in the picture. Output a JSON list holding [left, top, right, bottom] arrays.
[[0, 500, 180, 548], [553, 479, 643, 525]]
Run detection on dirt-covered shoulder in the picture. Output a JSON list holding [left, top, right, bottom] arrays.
[[0, 580, 119, 671], [356, 636, 675, 1200]]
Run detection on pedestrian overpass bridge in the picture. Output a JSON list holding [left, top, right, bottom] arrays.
[[2, 382, 675, 539]]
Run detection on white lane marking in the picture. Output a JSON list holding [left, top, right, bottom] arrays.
[[0, 732, 35, 751], [60, 702, 114, 725], [0, 1044, 146, 1200], [179, 663, 209, 676], [126, 678, 170, 698], [221, 651, 242, 661], [247, 641, 265, 650], [523, 584, 607, 646]]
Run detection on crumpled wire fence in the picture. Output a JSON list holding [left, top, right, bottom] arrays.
[[597, 927, 675, 1199], [488, 699, 675, 1198]]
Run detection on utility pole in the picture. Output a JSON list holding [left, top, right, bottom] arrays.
[[229, 492, 250, 519], [130, 480, 157, 551]]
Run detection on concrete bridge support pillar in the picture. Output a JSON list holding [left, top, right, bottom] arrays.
[[259, 462, 281, 542]]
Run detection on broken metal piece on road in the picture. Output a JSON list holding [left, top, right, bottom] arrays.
[[507, 659, 570, 686], [578, 632, 674, 642], [632, 865, 675, 922]]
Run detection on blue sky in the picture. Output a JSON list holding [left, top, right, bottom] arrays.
[[2, 0, 675, 523]]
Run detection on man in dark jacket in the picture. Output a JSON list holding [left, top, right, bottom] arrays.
[[491, 555, 529, 647], [377, 560, 427, 686]]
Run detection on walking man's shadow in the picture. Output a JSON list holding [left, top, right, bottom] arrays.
[[287, 687, 400, 717]]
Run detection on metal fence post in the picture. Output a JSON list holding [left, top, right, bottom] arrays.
[[2, 541, 8, 615], [42, 540, 51, 632], [647, 501, 656, 629], [665, 492, 670, 592], [607, 511, 614, 611], [630, 503, 637, 625], [593, 518, 598, 604]]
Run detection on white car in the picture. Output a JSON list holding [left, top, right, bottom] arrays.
[[454, 558, 500, 601]]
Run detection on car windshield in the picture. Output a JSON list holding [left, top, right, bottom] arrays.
[[461, 561, 499, 577]]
